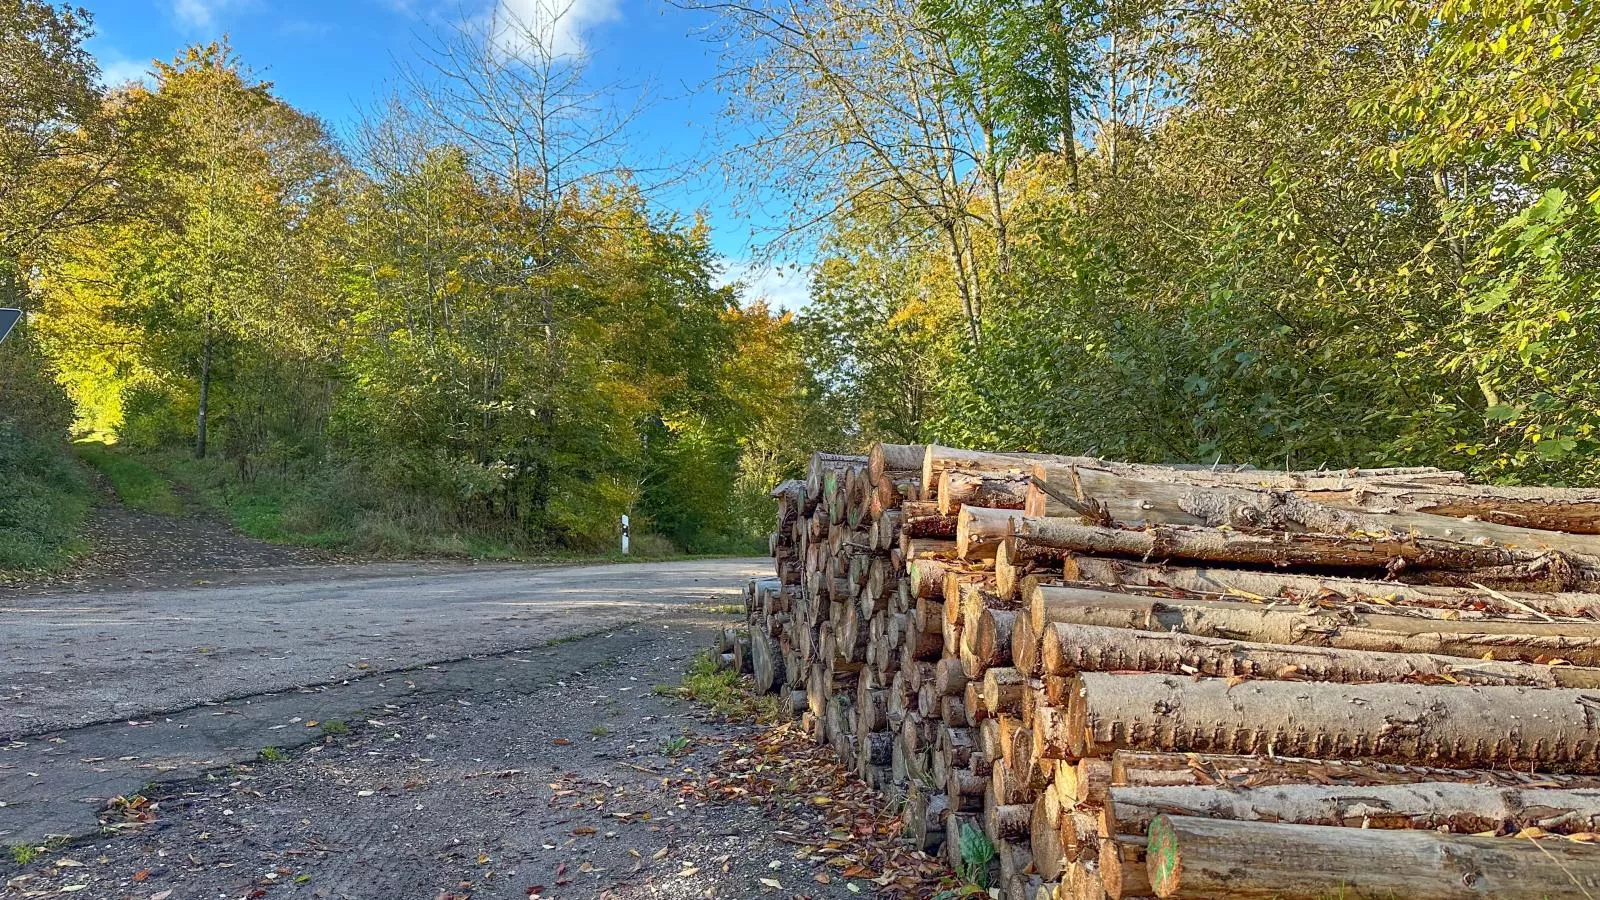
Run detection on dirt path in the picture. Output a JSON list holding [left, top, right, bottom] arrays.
[[8, 473, 324, 595]]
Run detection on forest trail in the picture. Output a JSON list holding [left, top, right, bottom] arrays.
[[70, 473, 321, 587]]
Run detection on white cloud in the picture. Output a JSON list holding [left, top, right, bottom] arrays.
[[172, 0, 247, 30], [489, 0, 620, 60], [173, 0, 219, 28], [96, 51, 154, 88], [719, 261, 812, 312]]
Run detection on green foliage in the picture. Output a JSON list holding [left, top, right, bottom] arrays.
[[797, 0, 1600, 487], [20, 33, 817, 557], [956, 821, 995, 888], [0, 321, 90, 572], [258, 746, 287, 762], [73, 441, 183, 514], [670, 651, 781, 722]]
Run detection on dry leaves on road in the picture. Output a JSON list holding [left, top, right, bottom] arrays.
[[670, 723, 956, 898]]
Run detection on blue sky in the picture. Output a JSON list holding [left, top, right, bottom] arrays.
[[83, 0, 812, 309]]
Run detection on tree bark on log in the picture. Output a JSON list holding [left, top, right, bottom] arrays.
[[1031, 790, 1066, 881], [1039, 620, 1600, 688], [1312, 481, 1600, 535], [1031, 464, 1600, 558], [1032, 584, 1600, 666], [751, 627, 786, 694], [923, 446, 1082, 501], [1067, 672, 1600, 773], [1105, 781, 1600, 837], [1144, 813, 1600, 900], [939, 470, 1031, 516], [1014, 517, 1598, 591], [870, 442, 926, 485], [905, 514, 958, 539], [1106, 749, 1600, 798], [1071, 556, 1600, 619], [958, 506, 1024, 560]]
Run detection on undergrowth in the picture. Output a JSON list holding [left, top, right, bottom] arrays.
[[73, 441, 183, 514], [0, 425, 91, 572], [663, 651, 781, 722]]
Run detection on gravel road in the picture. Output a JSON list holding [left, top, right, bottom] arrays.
[[0, 559, 766, 740]]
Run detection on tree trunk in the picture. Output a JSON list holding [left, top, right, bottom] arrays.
[[1144, 813, 1600, 900], [904, 514, 958, 540], [922, 445, 1081, 500], [1106, 781, 1600, 838], [1067, 672, 1600, 773], [974, 607, 1018, 668], [195, 317, 212, 459], [1030, 584, 1600, 666], [1039, 620, 1600, 688]]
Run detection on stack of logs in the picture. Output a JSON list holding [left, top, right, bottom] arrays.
[[738, 444, 1600, 899]]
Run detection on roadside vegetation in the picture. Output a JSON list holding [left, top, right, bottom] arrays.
[[8, 0, 1598, 575]]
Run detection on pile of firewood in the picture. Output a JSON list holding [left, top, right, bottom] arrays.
[[737, 444, 1600, 899]]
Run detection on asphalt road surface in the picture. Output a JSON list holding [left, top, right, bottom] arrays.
[[0, 559, 766, 741]]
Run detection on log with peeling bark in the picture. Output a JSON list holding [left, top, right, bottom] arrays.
[[1039, 620, 1600, 688], [1144, 813, 1600, 900], [1031, 583, 1600, 665], [871, 442, 927, 485], [1014, 517, 1600, 590], [939, 470, 1031, 516], [1068, 672, 1600, 772], [1104, 750, 1600, 798], [1071, 556, 1600, 619], [1030, 464, 1600, 558], [957, 505, 1024, 559], [1314, 481, 1600, 534], [1104, 781, 1600, 837]]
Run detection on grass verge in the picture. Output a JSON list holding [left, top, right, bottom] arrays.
[[0, 425, 92, 573], [660, 651, 781, 722], [72, 441, 184, 515]]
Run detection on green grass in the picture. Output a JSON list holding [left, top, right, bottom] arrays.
[[320, 719, 349, 736], [664, 651, 780, 722], [0, 425, 92, 573], [72, 441, 184, 515], [7, 844, 41, 866], [258, 746, 288, 762]]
